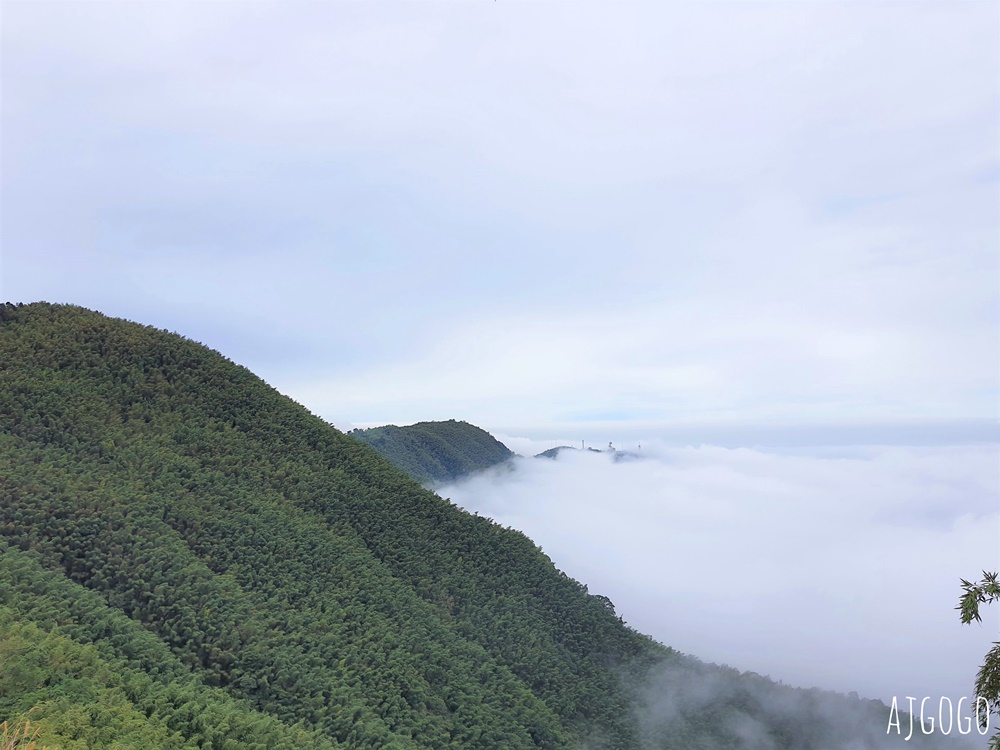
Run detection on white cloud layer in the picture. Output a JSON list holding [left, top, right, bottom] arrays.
[[437, 442, 1000, 706]]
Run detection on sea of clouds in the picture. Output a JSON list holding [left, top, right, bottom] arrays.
[[437, 440, 999, 712]]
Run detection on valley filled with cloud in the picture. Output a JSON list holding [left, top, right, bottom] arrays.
[[439, 441, 999, 707]]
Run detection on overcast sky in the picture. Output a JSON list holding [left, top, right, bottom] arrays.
[[3, 1, 998, 441]]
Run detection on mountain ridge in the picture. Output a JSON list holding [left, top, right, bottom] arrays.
[[0, 302, 945, 749]]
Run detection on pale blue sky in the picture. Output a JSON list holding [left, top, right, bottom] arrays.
[[3, 1, 998, 443]]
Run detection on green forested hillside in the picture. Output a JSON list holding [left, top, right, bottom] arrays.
[[348, 421, 513, 484], [0, 543, 340, 749], [0, 303, 937, 749]]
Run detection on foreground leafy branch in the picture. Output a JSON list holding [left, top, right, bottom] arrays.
[[958, 571, 1000, 749]]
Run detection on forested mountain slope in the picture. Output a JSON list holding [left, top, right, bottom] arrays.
[[0, 303, 942, 749], [348, 420, 513, 484]]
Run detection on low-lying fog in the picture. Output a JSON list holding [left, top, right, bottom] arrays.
[[437, 440, 999, 707]]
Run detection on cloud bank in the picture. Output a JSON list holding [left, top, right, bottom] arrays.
[[437, 442, 1000, 708]]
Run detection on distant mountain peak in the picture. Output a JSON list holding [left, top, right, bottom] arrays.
[[349, 419, 513, 484]]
